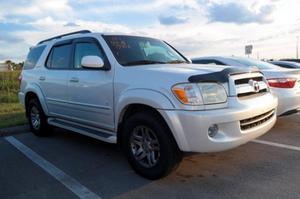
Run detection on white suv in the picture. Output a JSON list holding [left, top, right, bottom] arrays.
[[19, 30, 277, 179]]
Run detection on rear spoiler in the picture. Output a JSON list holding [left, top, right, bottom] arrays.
[[188, 67, 261, 83]]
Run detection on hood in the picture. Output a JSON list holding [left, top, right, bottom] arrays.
[[125, 63, 231, 78]]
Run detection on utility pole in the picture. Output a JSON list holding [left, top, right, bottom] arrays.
[[297, 36, 299, 59]]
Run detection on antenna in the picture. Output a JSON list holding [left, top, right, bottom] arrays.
[[297, 36, 299, 59]]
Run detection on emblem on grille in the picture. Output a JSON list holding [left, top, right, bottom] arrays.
[[248, 79, 260, 92]]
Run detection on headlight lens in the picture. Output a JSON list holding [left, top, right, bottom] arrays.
[[198, 83, 227, 104], [172, 83, 227, 106], [172, 83, 203, 105]]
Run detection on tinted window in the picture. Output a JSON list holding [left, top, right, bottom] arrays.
[[229, 57, 282, 70], [193, 59, 226, 65], [23, 45, 46, 69], [74, 43, 105, 69], [48, 44, 72, 69], [103, 35, 188, 66], [273, 63, 293, 68]]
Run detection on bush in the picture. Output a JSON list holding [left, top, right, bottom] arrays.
[[0, 71, 20, 103]]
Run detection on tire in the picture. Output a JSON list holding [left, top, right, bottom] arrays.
[[122, 111, 182, 180], [27, 98, 52, 136]]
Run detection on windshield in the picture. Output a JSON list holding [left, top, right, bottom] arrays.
[[103, 35, 188, 66], [229, 57, 282, 70]]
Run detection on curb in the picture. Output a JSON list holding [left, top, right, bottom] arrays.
[[0, 125, 29, 137]]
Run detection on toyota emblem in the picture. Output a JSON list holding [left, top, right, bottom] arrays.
[[249, 80, 260, 92]]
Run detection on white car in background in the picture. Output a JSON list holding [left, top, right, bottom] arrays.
[[269, 61, 300, 69], [192, 56, 300, 116]]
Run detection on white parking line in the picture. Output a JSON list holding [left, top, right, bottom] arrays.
[[252, 139, 300, 152], [5, 136, 101, 199]]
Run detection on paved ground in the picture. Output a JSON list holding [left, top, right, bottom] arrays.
[[1, 114, 300, 199]]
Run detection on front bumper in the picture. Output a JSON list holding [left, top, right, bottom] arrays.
[[159, 93, 278, 153]]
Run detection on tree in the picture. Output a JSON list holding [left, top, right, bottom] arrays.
[[4, 60, 13, 71]]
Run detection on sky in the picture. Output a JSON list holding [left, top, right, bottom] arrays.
[[1, 0, 300, 62]]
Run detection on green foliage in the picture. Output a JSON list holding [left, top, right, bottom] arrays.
[[0, 71, 27, 128], [0, 103, 27, 128], [0, 71, 20, 103]]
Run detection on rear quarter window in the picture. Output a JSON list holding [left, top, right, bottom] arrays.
[[23, 45, 46, 70]]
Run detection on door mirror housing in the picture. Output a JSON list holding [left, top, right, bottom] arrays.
[[81, 56, 104, 69]]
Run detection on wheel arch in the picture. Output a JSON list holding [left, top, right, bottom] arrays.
[[24, 84, 48, 117], [116, 103, 180, 150]]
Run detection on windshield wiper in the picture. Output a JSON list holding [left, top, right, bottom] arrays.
[[122, 60, 166, 66], [166, 60, 188, 64]]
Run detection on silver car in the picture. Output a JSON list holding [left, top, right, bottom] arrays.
[[270, 61, 300, 69], [19, 31, 277, 179], [192, 56, 300, 116]]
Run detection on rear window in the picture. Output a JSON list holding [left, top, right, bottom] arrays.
[[229, 57, 282, 70], [23, 45, 46, 70], [47, 44, 72, 69]]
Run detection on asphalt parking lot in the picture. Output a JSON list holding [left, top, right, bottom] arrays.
[[1, 114, 300, 199]]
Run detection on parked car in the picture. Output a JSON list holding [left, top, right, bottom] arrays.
[[19, 31, 277, 179], [269, 61, 300, 69], [280, 59, 300, 63], [192, 56, 300, 116]]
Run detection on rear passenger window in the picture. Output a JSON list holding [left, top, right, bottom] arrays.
[[74, 43, 105, 69], [23, 45, 46, 70], [47, 44, 72, 69]]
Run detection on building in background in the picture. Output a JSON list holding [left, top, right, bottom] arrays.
[[0, 63, 10, 71]]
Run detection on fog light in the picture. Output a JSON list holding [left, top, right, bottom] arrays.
[[208, 124, 219, 138]]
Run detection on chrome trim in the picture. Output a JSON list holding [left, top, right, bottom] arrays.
[[46, 97, 112, 110], [240, 109, 275, 130]]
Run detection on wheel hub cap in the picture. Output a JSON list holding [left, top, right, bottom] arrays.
[[30, 106, 41, 130], [130, 125, 160, 168]]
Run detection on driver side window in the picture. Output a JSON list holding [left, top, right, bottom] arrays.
[[74, 42, 106, 69]]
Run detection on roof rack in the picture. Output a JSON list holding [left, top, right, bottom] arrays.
[[37, 30, 91, 45]]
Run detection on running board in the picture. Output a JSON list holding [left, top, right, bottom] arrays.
[[48, 118, 117, 143]]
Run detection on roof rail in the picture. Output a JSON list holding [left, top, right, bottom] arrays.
[[37, 30, 91, 45]]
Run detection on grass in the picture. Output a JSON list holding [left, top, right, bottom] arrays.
[[0, 71, 27, 128]]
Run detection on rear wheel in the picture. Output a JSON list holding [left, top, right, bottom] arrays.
[[27, 98, 52, 136], [122, 111, 182, 180]]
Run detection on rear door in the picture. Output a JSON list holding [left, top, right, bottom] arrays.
[[38, 40, 72, 117], [65, 37, 114, 132]]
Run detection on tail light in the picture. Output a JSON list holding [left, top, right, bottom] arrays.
[[18, 74, 22, 88], [267, 78, 296, 88]]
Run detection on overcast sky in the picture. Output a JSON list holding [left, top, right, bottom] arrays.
[[1, 0, 300, 62]]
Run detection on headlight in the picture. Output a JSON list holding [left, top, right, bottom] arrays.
[[198, 83, 227, 104], [172, 83, 227, 106]]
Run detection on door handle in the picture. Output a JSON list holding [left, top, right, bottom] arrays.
[[39, 76, 46, 81], [69, 77, 79, 83]]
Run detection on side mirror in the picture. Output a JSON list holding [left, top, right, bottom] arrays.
[[81, 56, 104, 69]]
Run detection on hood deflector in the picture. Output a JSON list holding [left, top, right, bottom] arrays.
[[188, 67, 261, 83]]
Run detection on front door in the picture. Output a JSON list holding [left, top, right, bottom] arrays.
[[66, 37, 114, 132]]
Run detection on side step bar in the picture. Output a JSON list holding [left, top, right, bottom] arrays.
[[48, 118, 117, 143]]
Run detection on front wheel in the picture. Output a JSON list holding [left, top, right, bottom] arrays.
[[122, 111, 182, 180]]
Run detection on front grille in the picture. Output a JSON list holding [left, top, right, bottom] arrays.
[[240, 109, 275, 131], [237, 89, 268, 97], [233, 75, 268, 98], [235, 77, 263, 85]]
